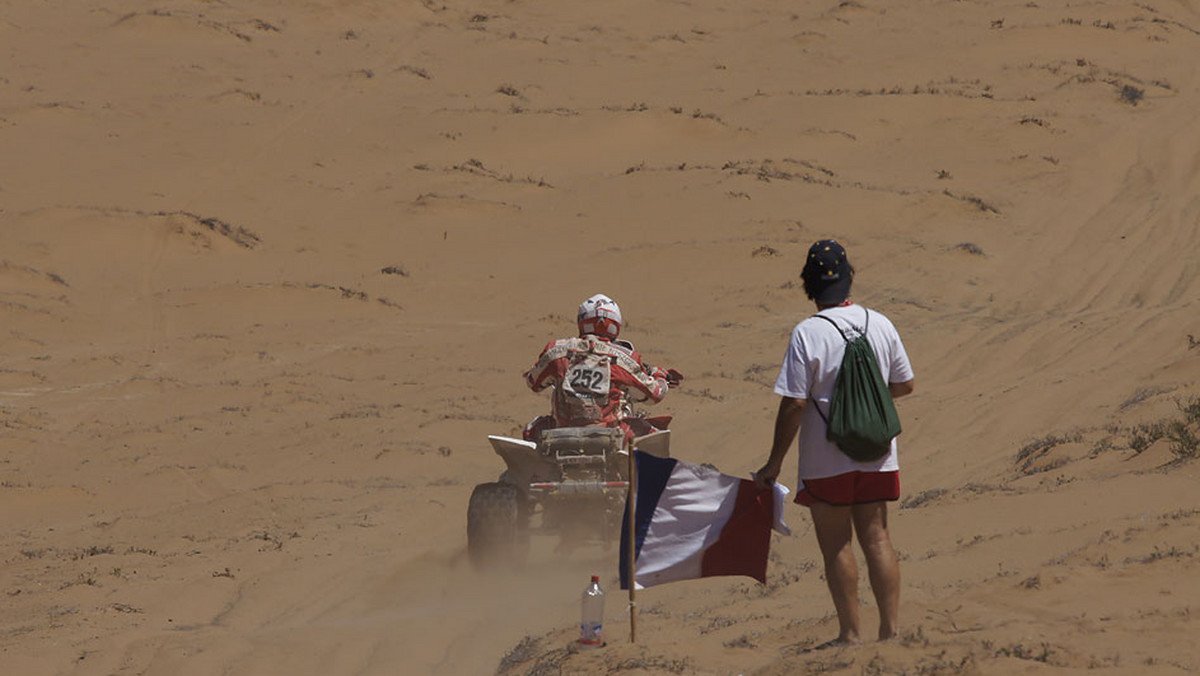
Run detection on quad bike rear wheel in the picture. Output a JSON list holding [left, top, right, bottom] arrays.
[[467, 482, 529, 569]]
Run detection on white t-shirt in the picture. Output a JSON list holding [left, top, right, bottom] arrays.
[[773, 304, 914, 481]]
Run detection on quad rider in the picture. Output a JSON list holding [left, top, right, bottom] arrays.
[[523, 294, 682, 444]]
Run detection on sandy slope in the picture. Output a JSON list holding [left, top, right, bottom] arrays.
[[2, 0, 1200, 674]]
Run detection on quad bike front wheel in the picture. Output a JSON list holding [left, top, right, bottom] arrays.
[[467, 482, 529, 570]]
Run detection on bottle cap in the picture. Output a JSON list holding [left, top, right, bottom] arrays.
[[591, 575, 599, 583]]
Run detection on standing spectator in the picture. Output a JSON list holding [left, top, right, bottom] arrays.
[[755, 240, 915, 647]]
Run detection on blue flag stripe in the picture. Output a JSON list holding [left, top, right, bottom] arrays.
[[619, 451, 677, 590]]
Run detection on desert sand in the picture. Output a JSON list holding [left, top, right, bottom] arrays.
[[2, 0, 1200, 674]]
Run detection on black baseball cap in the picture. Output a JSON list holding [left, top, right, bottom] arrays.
[[802, 239, 852, 304]]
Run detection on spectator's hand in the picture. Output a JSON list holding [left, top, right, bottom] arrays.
[[753, 461, 780, 491]]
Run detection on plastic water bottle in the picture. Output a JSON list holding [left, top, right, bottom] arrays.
[[578, 575, 605, 649]]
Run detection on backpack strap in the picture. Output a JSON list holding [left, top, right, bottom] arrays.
[[813, 314, 849, 343], [808, 315, 843, 425], [807, 308, 872, 426], [813, 308, 870, 342], [811, 391, 831, 425]]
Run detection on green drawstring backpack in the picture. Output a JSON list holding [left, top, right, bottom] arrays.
[[811, 309, 902, 462]]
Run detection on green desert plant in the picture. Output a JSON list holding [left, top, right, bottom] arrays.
[[1126, 397, 1200, 461], [1129, 422, 1166, 454], [1165, 419, 1199, 460]]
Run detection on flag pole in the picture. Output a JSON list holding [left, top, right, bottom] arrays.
[[626, 447, 638, 643]]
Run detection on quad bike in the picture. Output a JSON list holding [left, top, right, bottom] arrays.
[[467, 414, 673, 569]]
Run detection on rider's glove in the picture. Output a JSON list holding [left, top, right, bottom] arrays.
[[648, 366, 683, 388]]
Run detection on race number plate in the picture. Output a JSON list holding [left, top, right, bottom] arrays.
[[564, 354, 611, 397]]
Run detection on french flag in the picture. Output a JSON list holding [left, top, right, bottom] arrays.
[[619, 452, 790, 590]]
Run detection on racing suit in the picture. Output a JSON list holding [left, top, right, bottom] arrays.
[[523, 335, 671, 442]]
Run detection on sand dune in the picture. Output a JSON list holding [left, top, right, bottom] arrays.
[[3, 0, 1200, 674]]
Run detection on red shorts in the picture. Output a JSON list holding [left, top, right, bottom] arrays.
[[795, 471, 900, 506]]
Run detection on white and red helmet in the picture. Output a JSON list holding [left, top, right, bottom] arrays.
[[577, 294, 622, 339]]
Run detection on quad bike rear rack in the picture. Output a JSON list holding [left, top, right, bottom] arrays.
[[528, 480, 629, 495], [468, 425, 673, 568]]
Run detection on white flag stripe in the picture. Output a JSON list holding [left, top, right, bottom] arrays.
[[636, 462, 741, 587]]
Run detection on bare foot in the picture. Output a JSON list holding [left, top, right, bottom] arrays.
[[800, 637, 860, 654]]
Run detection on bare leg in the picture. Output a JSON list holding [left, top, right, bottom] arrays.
[[809, 502, 861, 644], [852, 502, 900, 640]]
